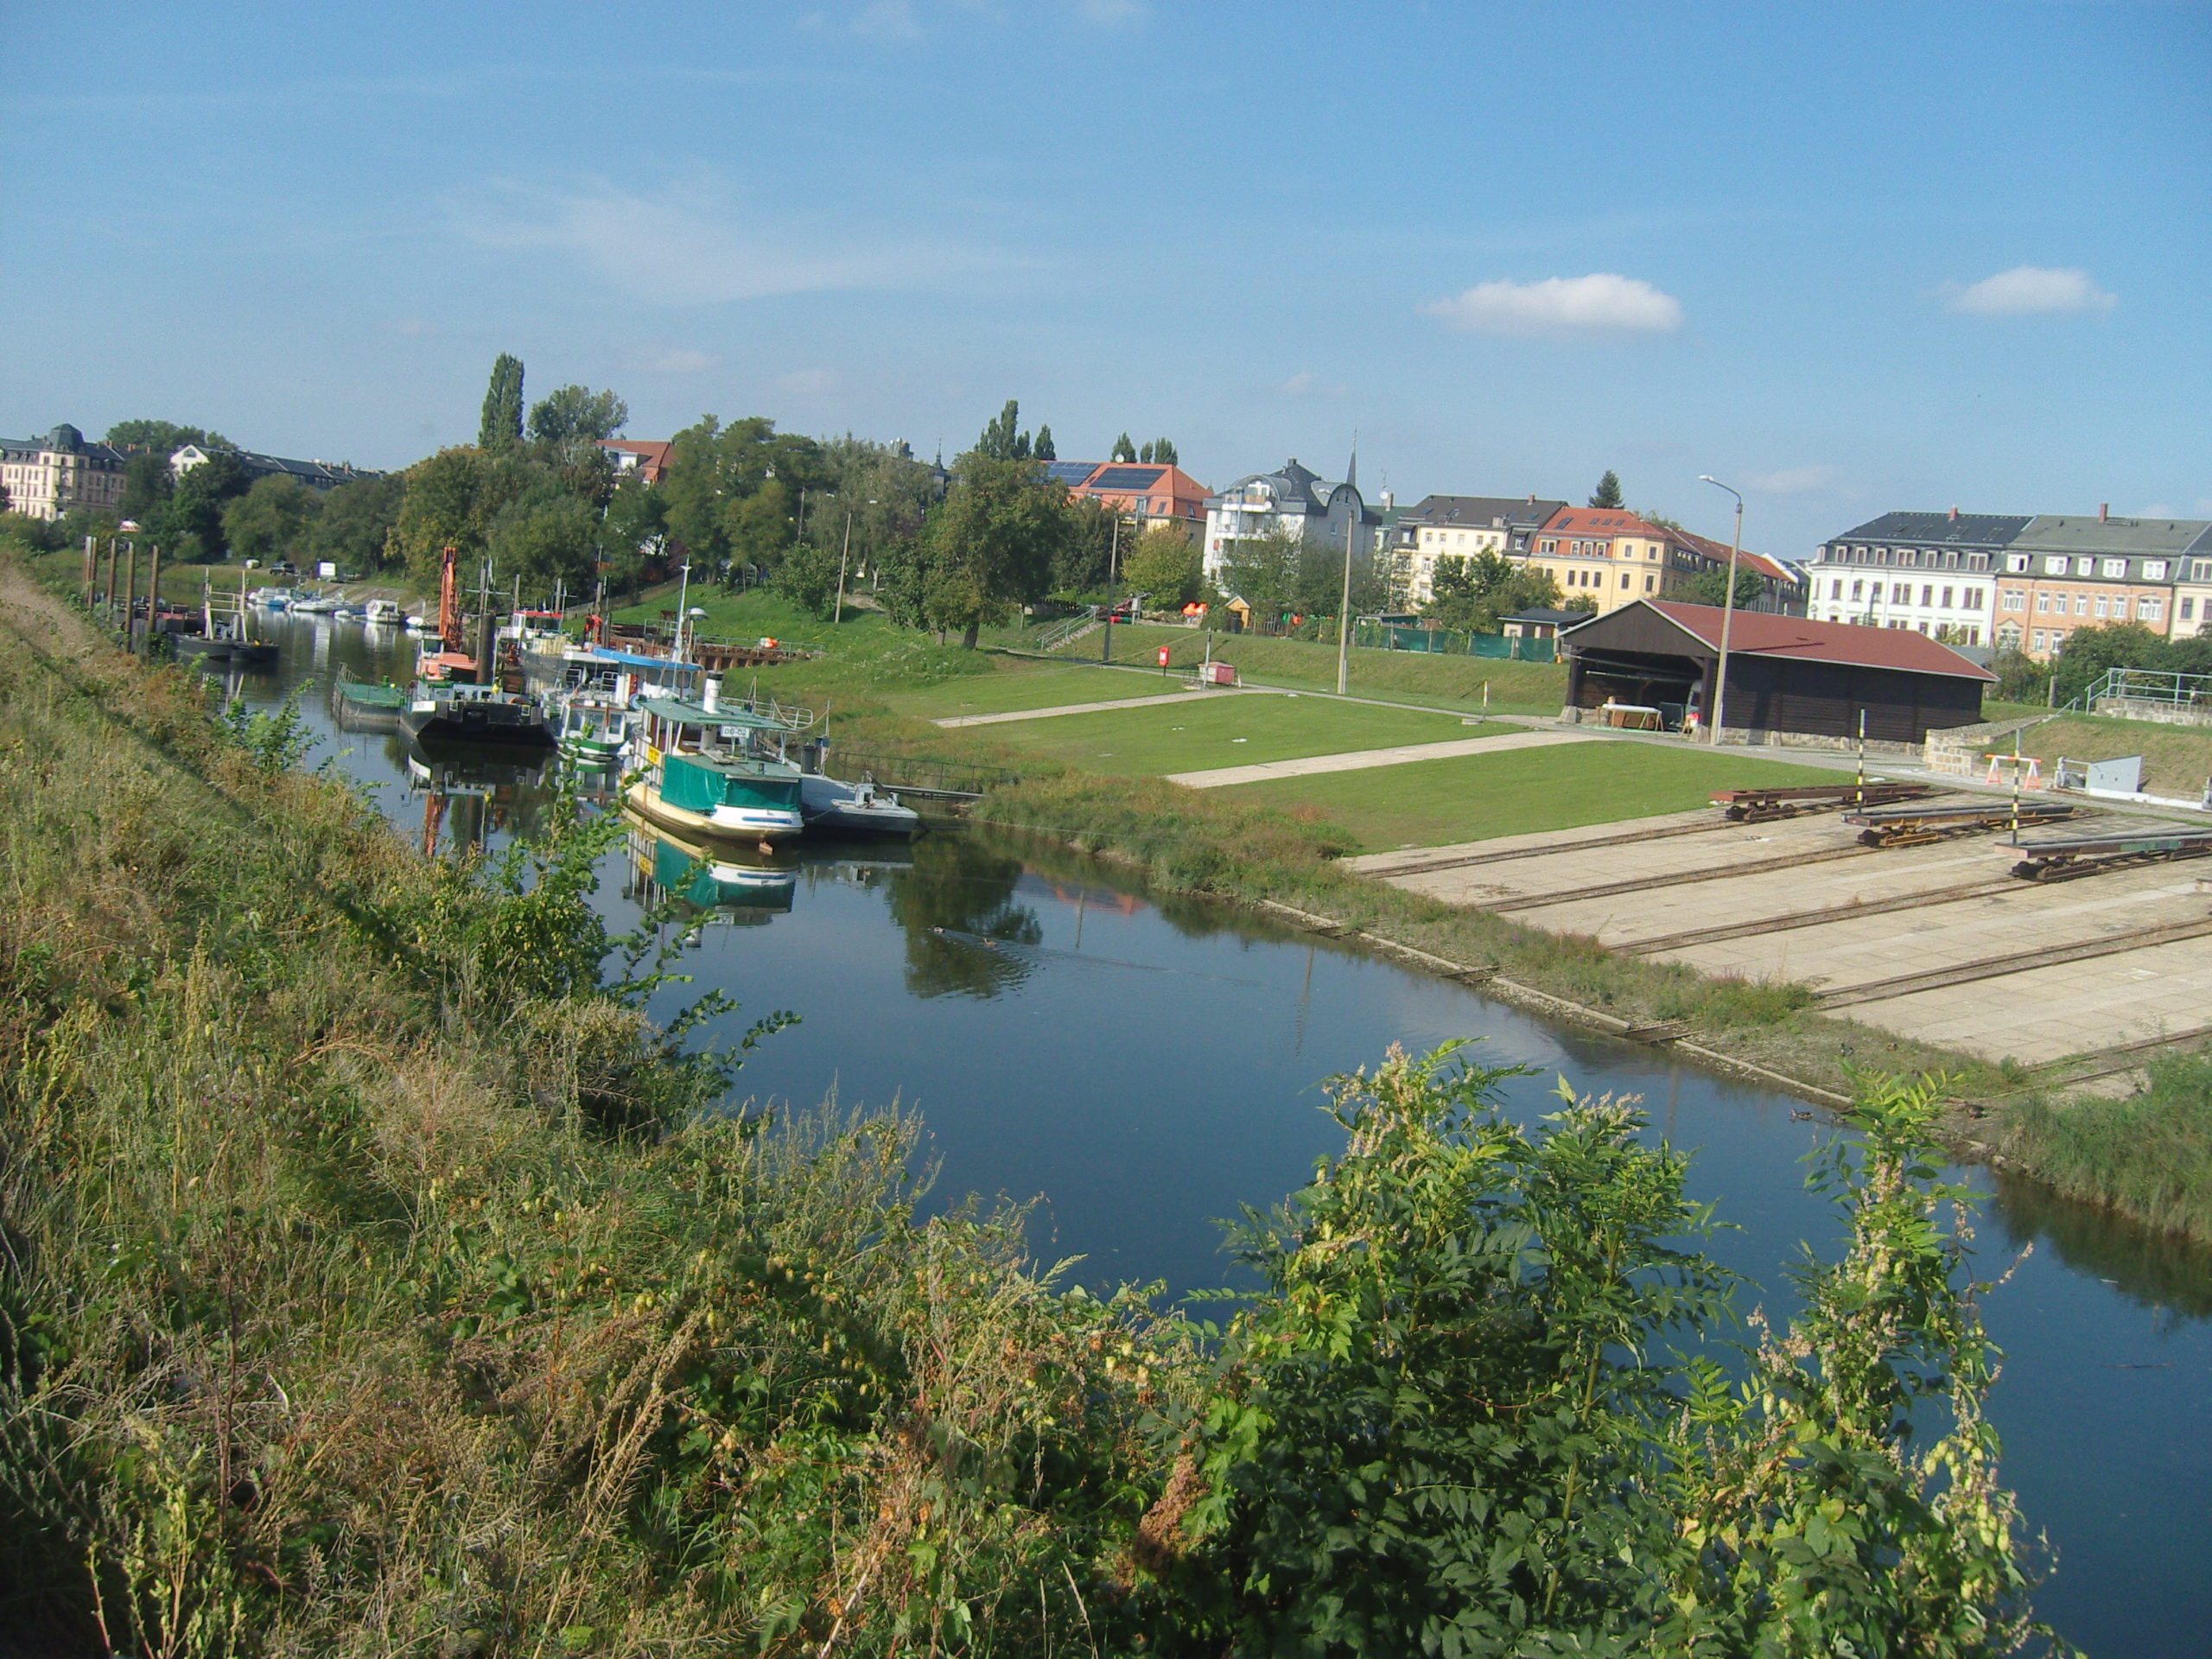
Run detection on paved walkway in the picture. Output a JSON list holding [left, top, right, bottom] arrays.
[[931, 687, 1273, 728], [1165, 729, 1592, 790]]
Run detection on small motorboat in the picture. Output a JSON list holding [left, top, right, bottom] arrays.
[[362, 598, 404, 626], [798, 771, 921, 837], [247, 586, 291, 610], [289, 590, 341, 615]]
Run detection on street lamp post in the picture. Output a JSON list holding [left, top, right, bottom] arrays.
[[1336, 506, 1356, 696], [833, 500, 874, 626], [1697, 475, 1745, 746]]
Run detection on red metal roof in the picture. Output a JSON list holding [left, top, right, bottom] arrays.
[[1640, 600, 1997, 681]]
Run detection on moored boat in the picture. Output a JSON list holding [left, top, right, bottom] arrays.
[[623, 820, 797, 918], [362, 598, 404, 626], [624, 686, 805, 842], [798, 771, 921, 837], [552, 685, 636, 764], [398, 682, 556, 748]]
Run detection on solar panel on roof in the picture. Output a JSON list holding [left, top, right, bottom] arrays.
[[1043, 461, 1099, 484], [1090, 466, 1166, 491]]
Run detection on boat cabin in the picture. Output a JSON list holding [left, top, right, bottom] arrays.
[[634, 691, 805, 837]]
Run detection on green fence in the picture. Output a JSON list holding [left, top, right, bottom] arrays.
[[1353, 622, 1555, 663]]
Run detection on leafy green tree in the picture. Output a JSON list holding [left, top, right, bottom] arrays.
[[488, 488, 599, 599], [104, 419, 230, 454], [157, 449, 251, 559], [479, 353, 525, 451], [1141, 1049, 2055, 1656], [1588, 468, 1624, 509], [1110, 433, 1136, 462], [1033, 423, 1056, 461], [976, 399, 1034, 461], [913, 454, 1063, 646], [658, 415, 827, 571], [391, 448, 520, 583], [118, 450, 175, 521], [221, 474, 321, 565], [814, 434, 943, 588], [598, 474, 667, 594], [771, 536, 842, 618], [2050, 620, 2167, 706], [723, 476, 797, 575], [1217, 525, 1304, 623], [1122, 524, 1203, 607], [1052, 495, 1120, 595], [306, 473, 407, 572], [1563, 591, 1599, 613], [1138, 437, 1178, 465], [1427, 550, 1561, 633], [526, 384, 627, 448], [1683, 563, 1765, 609]]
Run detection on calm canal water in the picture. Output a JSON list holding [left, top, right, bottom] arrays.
[[206, 613, 2212, 1657]]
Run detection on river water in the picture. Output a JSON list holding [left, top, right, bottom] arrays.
[[205, 613, 2212, 1657]]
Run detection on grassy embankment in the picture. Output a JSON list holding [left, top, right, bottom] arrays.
[[630, 592, 2212, 1241], [0, 559, 1190, 1651], [2005, 712, 2212, 796]]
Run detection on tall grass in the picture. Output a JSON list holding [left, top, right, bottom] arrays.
[[1993, 1049, 2212, 1241], [0, 561, 1185, 1655]]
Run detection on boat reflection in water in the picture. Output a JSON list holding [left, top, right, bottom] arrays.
[[624, 816, 797, 925], [402, 741, 556, 856]]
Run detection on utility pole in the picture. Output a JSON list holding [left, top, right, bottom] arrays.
[[1335, 507, 1356, 696], [1102, 510, 1123, 664], [835, 509, 855, 626], [1698, 476, 1745, 745]]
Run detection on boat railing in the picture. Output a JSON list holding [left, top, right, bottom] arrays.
[[823, 749, 1026, 800]]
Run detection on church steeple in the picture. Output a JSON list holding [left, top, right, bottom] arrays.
[[1344, 432, 1358, 493]]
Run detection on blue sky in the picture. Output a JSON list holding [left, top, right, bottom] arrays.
[[3, 1, 2206, 556]]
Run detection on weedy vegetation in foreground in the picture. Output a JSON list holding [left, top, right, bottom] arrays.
[[0, 554, 2070, 1655]]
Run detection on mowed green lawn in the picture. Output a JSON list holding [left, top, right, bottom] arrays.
[[1215, 740, 1841, 851], [886, 661, 1179, 719], [984, 693, 1497, 776]]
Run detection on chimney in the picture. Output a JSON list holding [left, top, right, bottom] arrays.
[[1527, 493, 1535, 505], [702, 676, 721, 714], [1948, 505, 1959, 521], [2099, 502, 2109, 523]]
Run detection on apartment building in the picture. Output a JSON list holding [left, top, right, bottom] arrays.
[[1522, 507, 1713, 617], [1202, 457, 1381, 587], [1802, 511, 2018, 645], [0, 423, 130, 521], [1993, 512, 2211, 658], [2174, 551, 2212, 640], [1388, 493, 1565, 604], [172, 443, 385, 491]]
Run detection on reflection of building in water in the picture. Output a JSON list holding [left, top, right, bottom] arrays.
[[623, 819, 796, 926]]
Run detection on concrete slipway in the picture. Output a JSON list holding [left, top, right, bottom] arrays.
[[1351, 798, 2212, 1074]]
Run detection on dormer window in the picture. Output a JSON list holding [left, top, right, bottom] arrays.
[[2045, 556, 2069, 575], [2101, 558, 2126, 579], [2144, 561, 2168, 581]]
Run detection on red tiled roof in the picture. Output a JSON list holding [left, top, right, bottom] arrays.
[[1642, 600, 1997, 681], [1669, 527, 1796, 583], [1541, 505, 1668, 537]]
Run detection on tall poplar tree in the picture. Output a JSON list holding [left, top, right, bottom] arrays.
[[479, 354, 525, 451], [1033, 423, 1056, 461], [1110, 433, 1136, 461]]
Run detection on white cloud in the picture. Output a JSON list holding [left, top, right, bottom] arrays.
[[1423, 274, 1682, 339], [1276, 370, 1344, 397], [625, 346, 719, 374], [1948, 266, 2115, 317], [460, 177, 992, 306], [776, 367, 842, 397], [1742, 466, 1837, 496]]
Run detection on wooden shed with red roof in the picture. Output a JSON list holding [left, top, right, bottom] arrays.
[[1559, 599, 1995, 743]]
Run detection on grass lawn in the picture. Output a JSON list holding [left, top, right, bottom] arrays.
[[982, 692, 1492, 776], [886, 661, 1179, 718], [1024, 623, 1569, 714], [1214, 740, 1841, 851], [2008, 714, 2212, 796]]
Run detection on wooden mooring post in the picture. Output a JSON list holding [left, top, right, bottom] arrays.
[[120, 540, 138, 650], [144, 544, 162, 653]]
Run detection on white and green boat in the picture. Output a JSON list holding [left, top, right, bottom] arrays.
[[553, 686, 635, 764], [625, 689, 805, 842]]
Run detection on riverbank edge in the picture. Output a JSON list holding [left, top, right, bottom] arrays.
[[961, 772, 2211, 1243]]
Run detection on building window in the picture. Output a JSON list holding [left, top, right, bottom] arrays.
[[1901, 549, 1919, 567], [2074, 594, 2089, 615], [1645, 575, 1656, 591], [2194, 561, 2212, 582], [2094, 594, 2110, 619], [2033, 630, 2047, 651], [1620, 573, 1630, 589], [1851, 580, 1864, 601], [2003, 590, 2024, 611], [2145, 561, 2168, 581], [1941, 586, 1954, 607], [2139, 597, 2163, 622], [2036, 593, 2050, 613], [1921, 585, 1935, 606], [1540, 539, 1555, 554], [2101, 559, 2126, 579], [2183, 597, 2196, 620], [2046, 556, 2069, 575], [1832, 578, 1845, 599], [1892, 582, 1910, 602]]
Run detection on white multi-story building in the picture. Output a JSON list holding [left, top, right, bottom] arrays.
[[1801, 510, 2018, 646], [1202, 456, 1381, 589], [2174, 551, 2212, 640], [0, 424, 130, 522]]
